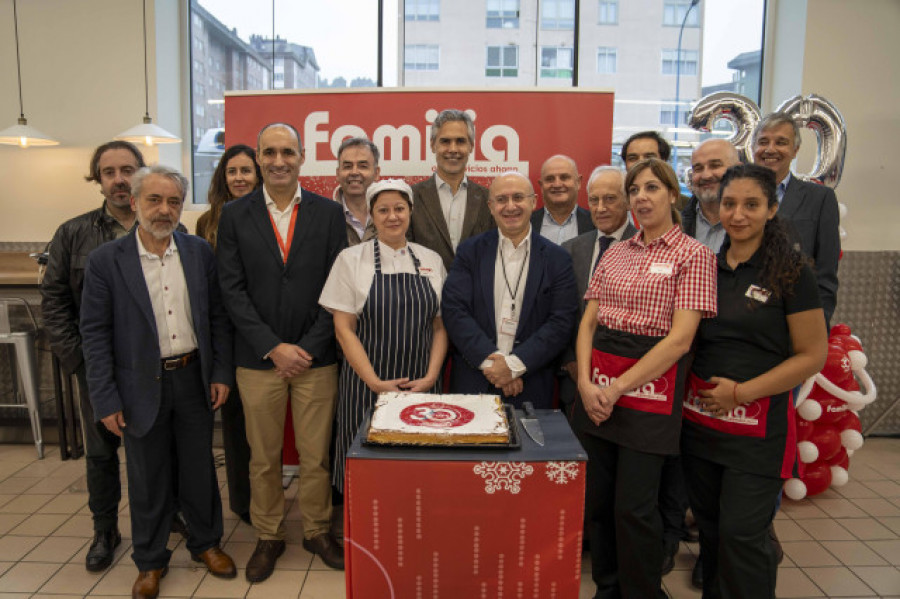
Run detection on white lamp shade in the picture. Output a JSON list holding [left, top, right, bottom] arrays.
[[115, 118, 181, 146], [0, 120, 60, 147]]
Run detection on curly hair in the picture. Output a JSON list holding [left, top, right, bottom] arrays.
[[718, 163, 809, 300], [196, 144, 261, 249]]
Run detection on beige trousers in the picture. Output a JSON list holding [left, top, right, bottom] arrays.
[[236, 364, 338, 540]]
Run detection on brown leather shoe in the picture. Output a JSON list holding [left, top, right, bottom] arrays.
[[245, 539, 286, 583], [132, 566, 167, 599], [302, 532, 345, 570], [192, 546, 237, 579]]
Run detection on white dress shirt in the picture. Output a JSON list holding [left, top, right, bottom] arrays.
[[319, 239, 447, 315], [136, 232, 197, 358], [479, 227, 531, 378], [263, 184, 303, 259], [436, 174, 469, 250], [539, 206, 579, 245]]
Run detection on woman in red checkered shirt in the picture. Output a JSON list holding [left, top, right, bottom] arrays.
[[574, 158, 717, 599]]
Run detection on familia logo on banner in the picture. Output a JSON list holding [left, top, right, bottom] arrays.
[[223, 88, 615, 207]]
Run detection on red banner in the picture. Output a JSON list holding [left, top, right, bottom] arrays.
[[224, 89, 615, 207]]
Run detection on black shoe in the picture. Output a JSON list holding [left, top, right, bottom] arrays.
[[661, 543, 677, 576], [245, 539, 286, 583], [691, 556, 703, 589], [85, 528, 121, 572], [769, 523, 784, 564], [238, 512, 252, 525], [303, 532, 345, 570]]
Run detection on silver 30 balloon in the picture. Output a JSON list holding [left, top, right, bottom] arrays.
[[688, 92, 847, 189]]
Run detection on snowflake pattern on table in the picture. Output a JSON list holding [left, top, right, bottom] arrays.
[[473, 461, 534, 494], [545, 461, 580, 484]]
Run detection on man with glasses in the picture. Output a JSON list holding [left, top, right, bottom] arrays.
[[442, 171, 577, 408]]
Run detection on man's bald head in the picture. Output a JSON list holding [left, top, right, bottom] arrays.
[[690, 138, 740, 204]]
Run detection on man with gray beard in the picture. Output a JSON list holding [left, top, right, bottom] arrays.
[[681, 138, 740, 252], [80, 165, 236, 598]]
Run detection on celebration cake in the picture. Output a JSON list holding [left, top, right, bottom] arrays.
[[367, 393, 510, 445]]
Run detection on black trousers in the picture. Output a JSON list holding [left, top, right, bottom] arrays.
[[660, 454, 690, 552], [123, 361, 223, 570], [76, 365, 122, 532], [583, 433, 668, 599], [219, 383, 251, 518], [682, 454, 783, 599]]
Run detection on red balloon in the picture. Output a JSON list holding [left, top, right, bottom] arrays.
[[830, 324, 852, 337], [802, 462, 833, 496], [796, 418, 815, 442], [809, 424, 842, 461], [840, 411, 862, 433], [817, 397, 850, 424], [821, 344, 852, 385], [826, 447, 849, 469]]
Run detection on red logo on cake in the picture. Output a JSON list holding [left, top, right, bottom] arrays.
[[400, 402, 475, 429]]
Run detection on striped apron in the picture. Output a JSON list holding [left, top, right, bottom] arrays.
[[333, 241, 439, 491]]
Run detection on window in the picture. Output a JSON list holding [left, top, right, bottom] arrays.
[[661, 49, 698, 75], [541, 0, 574, 30], [487, 0, 519, 28], [405, 44, 440, 70], [663, 0, 699, 27], [596, 47, 617, 74], [659, 100, 692, 126], [486, 45, 519, 77], [406, 0, 440, 21], [597, 0, 618, 24], [540, 47, 573, 78]]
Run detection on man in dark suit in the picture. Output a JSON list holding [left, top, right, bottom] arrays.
[[531, 154, 594, 245], [216, 122, 346, 581], [409, 109, 494, 271], [80, 165, 236, 599], [753, 112, 840, 326], [442, 171, 577, 409], [560, 166, 637, 413]]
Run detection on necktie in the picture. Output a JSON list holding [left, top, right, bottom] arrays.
[[592, 236, 613, 274]]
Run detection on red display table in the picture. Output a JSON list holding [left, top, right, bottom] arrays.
[[345, 409, 587, 598]]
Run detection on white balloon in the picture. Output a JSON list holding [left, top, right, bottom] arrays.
[[848, 350, 867, 370], [830, 466, 849, 487], [798, 399, 823, 421], [838, 202, 848, 218], [784, 478, 807, 501], [798, 440, 819, 464], [841, 429, 864, 451], [839, 226, 847, 240]]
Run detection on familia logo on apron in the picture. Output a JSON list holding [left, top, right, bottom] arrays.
[[683, 372, 769, 437], [590, 349, 677, 415]]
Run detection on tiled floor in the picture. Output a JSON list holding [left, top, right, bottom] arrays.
[[0, 439, 897, 598]]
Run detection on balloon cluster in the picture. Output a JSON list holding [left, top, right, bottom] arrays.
[[784, 325, 877, 500]]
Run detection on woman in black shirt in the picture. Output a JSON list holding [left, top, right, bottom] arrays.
[[681, 164, 827, 599]]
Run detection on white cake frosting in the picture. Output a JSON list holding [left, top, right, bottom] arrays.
[[368, 393, 509, 443]]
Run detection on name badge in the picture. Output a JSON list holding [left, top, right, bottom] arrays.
[[418, 267, 432, 276], [745, 284, 771, 303], [649, 262, 674, 275], [500, 317, 519, 336]]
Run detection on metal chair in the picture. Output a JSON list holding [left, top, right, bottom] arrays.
[[0, 297, 43, 458]]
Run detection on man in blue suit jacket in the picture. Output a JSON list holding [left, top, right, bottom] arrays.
[[81, 165, 236, 598], [443, 171, 578, 409]]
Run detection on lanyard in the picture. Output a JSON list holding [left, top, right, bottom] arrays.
[[268, 203, 299, 264], [499, 243, 529, 317]]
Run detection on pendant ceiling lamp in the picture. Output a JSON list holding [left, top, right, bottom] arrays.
[[115, 0, 180, 146], [0, 0, 59, 148]]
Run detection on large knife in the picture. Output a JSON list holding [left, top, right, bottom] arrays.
[[520, 402, 545, 446]]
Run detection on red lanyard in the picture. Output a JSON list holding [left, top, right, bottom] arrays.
[[268, 203, 299, 264]]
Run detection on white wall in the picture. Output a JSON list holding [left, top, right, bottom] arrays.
[[0, 0, 198, 243]]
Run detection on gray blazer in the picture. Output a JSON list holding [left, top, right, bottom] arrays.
[[779, 176, 840, 326], [408, 175, 494, 271]]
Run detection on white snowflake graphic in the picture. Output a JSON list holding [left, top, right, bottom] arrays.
[[545, 461, 580, 485], [473, 461, 534, 494]]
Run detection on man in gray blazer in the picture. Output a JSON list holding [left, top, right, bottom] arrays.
[[409, 109, 494, 270], [560, 166, 636, 412], [753, 112, 840, 326]]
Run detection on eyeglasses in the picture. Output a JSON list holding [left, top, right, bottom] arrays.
[[491, 193, 535, 206]]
